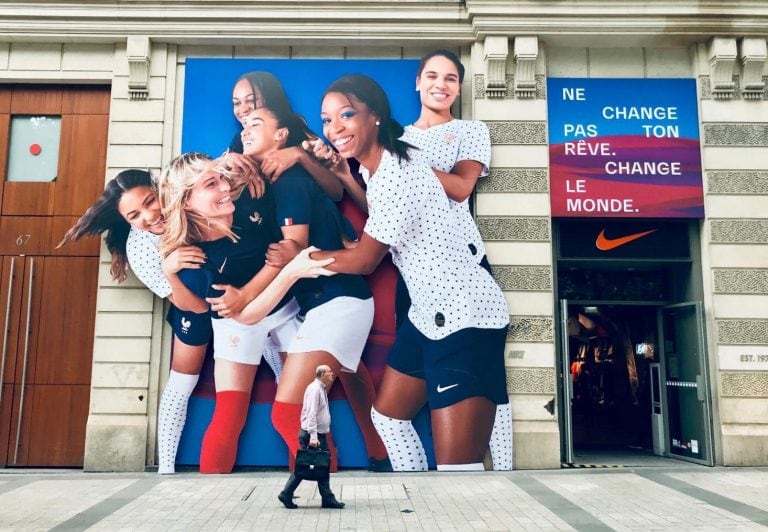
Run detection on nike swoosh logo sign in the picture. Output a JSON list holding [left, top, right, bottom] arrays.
[[436, 384, 459, 393], [218, 257, 228, 274], [595, 229, 657, 251]]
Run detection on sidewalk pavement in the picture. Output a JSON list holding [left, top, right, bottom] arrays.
[[1, 465, 767, 531]]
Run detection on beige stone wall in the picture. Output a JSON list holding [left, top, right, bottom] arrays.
[[693, 41, 768, 466], [470, 40, 560, 469]]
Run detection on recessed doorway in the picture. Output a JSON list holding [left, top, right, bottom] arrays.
[[555, 220, 714, 467]]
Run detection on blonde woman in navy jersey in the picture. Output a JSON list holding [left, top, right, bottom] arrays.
[[158, 153, 333, 473], [59, 170, 219, 475]]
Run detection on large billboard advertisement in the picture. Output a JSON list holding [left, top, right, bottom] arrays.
[[547, 78, 704, 219], [176, 58, 426, 469]]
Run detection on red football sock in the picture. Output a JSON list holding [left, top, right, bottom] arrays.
[[199, 390, 250, 474], [271, 401, 302, 470]]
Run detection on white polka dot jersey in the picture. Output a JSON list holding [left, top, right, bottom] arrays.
[[361, 150, 508, 340], [401, 119, 491, 264]]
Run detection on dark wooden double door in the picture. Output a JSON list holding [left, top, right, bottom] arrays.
[[0, 85, 109, 466]]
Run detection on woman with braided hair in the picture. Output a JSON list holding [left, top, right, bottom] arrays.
[[309, 73, 510, 471]]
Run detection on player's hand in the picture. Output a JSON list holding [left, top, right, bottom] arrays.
[[265, 239, 302, 268], [282, 247, 336, 280], [260, 147, 302, 183], [222, 151, 265, 199], [206, 284, 248, 318], [162, 246, 206, 276]]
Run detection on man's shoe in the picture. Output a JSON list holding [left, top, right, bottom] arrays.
[[368, 456, 393, 472], [278, 491, 298, 509], [321, 497, 345, 509]]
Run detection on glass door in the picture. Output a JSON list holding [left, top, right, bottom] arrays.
[[658, 302, 714, 465]]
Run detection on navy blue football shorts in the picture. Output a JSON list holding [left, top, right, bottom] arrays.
[[166, 305, 212, 346], [387, 317, 509, 410]]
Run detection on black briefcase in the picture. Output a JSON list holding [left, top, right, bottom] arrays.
[[295, 447, 331, 481]]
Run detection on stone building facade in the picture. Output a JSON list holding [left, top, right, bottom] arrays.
[[0, 1, 765, 471]]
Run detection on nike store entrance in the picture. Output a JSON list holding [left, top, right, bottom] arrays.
[[554, 219, 715, 466]]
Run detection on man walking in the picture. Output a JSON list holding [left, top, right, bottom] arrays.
[[278, 364, 345, 509]]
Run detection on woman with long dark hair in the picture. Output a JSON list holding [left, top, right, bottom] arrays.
[[59, 169, 211, 475], [235, 71, 387, 472], [226, 71, 342, 199], [399, 50, 513, 470]]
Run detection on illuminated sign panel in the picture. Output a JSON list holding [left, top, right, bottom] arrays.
[[547, 78, 704, 219]]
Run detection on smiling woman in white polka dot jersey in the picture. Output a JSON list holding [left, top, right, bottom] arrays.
[[398, 49, 514, 471], [309, 73, 510, 472]]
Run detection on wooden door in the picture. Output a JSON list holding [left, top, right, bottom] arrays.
[[0, 85, 107, 467], [0, 252, 98, 467], [0, 85, 109, 217], [12, 255, 97, 466]]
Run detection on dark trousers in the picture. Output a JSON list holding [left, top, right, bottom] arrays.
[[281, 429, 335, 500]]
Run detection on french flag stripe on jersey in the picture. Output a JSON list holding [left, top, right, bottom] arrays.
[[283, 217, 294, 226]]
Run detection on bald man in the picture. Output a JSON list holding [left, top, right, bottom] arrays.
[[278, 365, 345, 509]]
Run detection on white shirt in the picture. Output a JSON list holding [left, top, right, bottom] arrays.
[[301, 378, 331, 439], [361, 150, 508, 340], [125, 227, 171, 298], [401, 119, 491, 264]]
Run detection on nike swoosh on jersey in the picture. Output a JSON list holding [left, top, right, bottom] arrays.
[[595, 229, 657, 251], [436, 383, 459, 393], [217, 257, 228, 274]]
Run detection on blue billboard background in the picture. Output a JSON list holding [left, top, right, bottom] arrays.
[[177, 58, 424, 468]]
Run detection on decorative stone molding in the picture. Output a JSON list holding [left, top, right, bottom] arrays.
[[720, 371, 768, 397], [506, 368, 556, 395], [474, 74, 510, 99], [474, 74, 546, 100], [710, 219, 768, 244], [477, 216, 550, 241], [507, 316, 554, 343], [739, 38, 767, 100], [716, 319, 768, 345], [493, 266, 552, 291], [478, 168, 549, 193], [699, 75, 742, 100], [127, 36, 151, 101], [513, 36, 538, 99], [708, 37, 738, 100], [713, 269, 768, 294], [474, 74, 486, 99], [703, 123, 768, 146], [483, 35, 509, 99], [486, 121, 547, 145], [707, 171, 768, 195]]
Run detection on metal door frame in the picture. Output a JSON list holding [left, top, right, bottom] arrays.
[[658, 301, 715, 466], [558, 299, 672, 465]]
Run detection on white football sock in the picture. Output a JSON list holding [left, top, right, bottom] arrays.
[[489, 402, 513, 470], [157, 370, 199, 475], [261, 341, 283, 384], [436, 462, 484, 471], [371, 407, 427, 471]]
